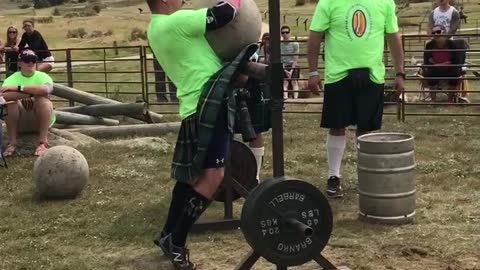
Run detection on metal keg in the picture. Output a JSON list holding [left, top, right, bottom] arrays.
[[357, 133, 416, 224]]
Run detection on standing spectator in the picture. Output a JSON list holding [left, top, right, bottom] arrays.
[[280, 25, 300, 99], [0, 26, 20, 78], [19, 19, 54, 72], [428, 0, 460, 36], [459, 6, 467, 24], [153, 56, 178, 103], [307, 0, 405, 197]]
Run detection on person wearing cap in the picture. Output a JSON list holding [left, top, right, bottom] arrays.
[[0, 49, 55, 157]]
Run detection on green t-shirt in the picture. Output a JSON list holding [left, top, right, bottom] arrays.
[[2, 71, 56, 126], [147, 9, 223, 119], [309, 0, 399, 84], [2, 71, 53, 88]]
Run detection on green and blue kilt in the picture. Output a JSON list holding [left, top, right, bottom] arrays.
[[170, 44, 259, 183], [245, 77, 271, 134]]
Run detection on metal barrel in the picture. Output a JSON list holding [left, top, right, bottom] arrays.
[[357, 132, 416, 224]]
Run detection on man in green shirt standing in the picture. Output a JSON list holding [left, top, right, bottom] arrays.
[[146, 0, 248, 268], [0, 49, 55, 157], [307, 0, 405, 198]]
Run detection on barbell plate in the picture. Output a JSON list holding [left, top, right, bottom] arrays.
[[240, 177, 333, 266], [215, 140, 258, 202]]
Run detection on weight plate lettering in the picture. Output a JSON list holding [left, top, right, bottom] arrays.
[[240, 177, 333, 266]]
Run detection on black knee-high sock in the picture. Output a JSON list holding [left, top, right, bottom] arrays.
[[171, 186, 211, 247], [161, 181, 191, 236]]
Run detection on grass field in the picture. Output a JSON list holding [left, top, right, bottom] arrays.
[[1, 114, 480, 270]]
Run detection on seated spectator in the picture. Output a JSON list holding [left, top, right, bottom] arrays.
[[257, 32, 270, 64], [0, 26, 20, 78], [0, 50, 55, 157], [19, 19, 54, 72], [280, 25, 300, 99], [422, 25, 463, 101]]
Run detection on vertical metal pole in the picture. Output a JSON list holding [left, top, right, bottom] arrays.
[[269, 0, 285, 178], [143, 46, 150, 105], [103, 48, 108, 98], [66, 49, 74, 107], [140, 46, 147, 103], [400, 36, 406, 122]]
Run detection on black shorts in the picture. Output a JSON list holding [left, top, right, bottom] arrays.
[[284, 64, 300, 79], [321, 68, 384, 131], [204, 106, 231, 169]]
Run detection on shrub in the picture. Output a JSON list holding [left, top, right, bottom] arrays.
[[295, 0, 305, 5], [19, 3, 32, 9], [33, 0, 51, 9], [91, 4, 102, 13], [64, 12, 80, 18], [129, 27, 147, 41], [67, 27, 87, 39], [36, 16, 54, 23], [52, 7, 61, 16]]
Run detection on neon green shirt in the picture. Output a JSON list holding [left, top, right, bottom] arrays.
[[2, 71, 53, 89], [2, 71, 56, 126], [147, 9, 223, 119], [309, 0, 399, 84]]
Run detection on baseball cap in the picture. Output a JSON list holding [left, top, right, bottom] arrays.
[[19, 49, 38, 62]]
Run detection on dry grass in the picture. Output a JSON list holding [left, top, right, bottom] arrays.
[[1, 114, 480, 270]]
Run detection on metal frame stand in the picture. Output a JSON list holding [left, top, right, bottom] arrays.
[[231, 0, 341, 268], [191, 138, 250, 233], [234, 249, 338, 270]]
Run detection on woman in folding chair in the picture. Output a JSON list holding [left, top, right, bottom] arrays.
[[419, 25, 468, 103]]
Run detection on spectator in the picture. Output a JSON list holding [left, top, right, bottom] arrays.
[[153, 56, 178, 103], [423, 25, 463, 101], [0, 26, 20, 78], [428, 0, 460, 36], [0, 50, 55, 157], [280, 25, 300, 99], [459, 6, 467, 24], [19, 19, 54, 72], [257, 32, 270, 64]]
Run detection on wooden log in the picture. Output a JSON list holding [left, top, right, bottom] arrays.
[[54, 111, 120, 126], [52, 83, 163, 123], [66, 122, 181, 139], [57, 103, 148, 117]]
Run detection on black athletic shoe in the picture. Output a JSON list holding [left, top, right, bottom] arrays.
[[154, 233, 196, 270], [153, 231, 169, 256], [327, 176, 343, 198]]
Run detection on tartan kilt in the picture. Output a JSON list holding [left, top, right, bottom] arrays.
[[235, 78, 271, 134], [170, 43, 259, 183]]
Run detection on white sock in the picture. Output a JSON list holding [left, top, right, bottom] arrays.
[[249, 146, 265, 181], [326, 134, 346, 178]]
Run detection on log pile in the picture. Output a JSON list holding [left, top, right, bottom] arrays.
[[50, 84, 181, 138]]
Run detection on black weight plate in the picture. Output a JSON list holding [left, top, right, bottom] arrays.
[[215, 140, 258, 202], [241, 177, 333, 266]]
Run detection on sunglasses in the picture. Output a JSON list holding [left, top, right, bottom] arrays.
[[431, 30, 442, 34], [281, 31, 290, 34]]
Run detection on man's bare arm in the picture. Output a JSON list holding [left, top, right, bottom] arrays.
[[386, 33, 404, 74], [449, 10, 461, 35], [307, 31, 323, 73]]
